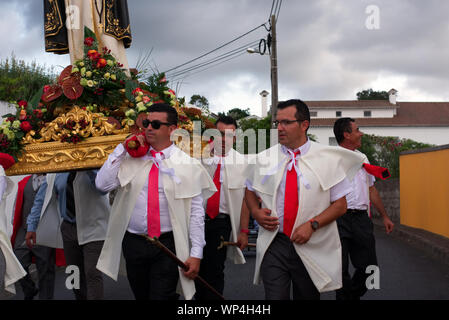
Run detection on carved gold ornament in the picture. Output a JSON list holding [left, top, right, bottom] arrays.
[[5, 134, 129, 176], [23, 106, 129, 144]]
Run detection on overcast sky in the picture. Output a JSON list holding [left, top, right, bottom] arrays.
[[1, 0, 449, 116]]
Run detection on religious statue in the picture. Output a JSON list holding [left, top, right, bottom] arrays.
[[44, 0, 132, 71]]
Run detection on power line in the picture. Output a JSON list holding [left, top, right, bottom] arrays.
[[166, 40, 258, 77], [166, 40, 259, 78], [269, 0, 276, 20], [164, 1, 281, 84], [169, 52, 248, 83], [162, 24, 266, 74], [276, 0, 283, 20], [168, 49, 247, 80]]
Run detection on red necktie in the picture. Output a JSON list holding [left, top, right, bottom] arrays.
[[283, 150, 300, 238], [147, 150, 161, 238], [206, 162, 221, 219]]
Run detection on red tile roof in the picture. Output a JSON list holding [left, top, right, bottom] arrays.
[[306, 100, 396, 109], [307, 101, 449, 127]]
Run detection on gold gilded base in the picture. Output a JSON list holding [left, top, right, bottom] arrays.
[[5, 134, 211, 176], [5, 134, 129, 176]]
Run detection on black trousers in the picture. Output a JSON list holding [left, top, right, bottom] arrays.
[[260, 232, 320, 300], [60, 220, 104, 300], [195, 214, 232, 300], [14, 242, 55, 300], [122, 231, 179, 300], [0, 247, 5, 291], [335, 210, 378, 300]]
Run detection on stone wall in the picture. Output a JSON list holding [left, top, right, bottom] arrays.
[[370, 178, 400, 222]]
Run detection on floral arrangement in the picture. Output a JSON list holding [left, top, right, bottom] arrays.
[[0, 27, 206, 163], [0, 100, 47, 160]]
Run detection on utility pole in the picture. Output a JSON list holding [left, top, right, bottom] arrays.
[[270, 14, 278, 126]]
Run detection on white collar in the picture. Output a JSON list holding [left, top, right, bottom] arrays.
[[144, 144, 180, 184], [204, 148, 234, 166], [280, 139, 311, 157], [140, 143, 176, 162]]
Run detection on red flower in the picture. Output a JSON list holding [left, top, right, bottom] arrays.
[[132, 88, 143, 95], [124, 134, 149, 158], [18, 100, 27, 108], [43, 85, 51, 93], [19, 109, 27, 121], [94, 88, 104, 95], [20, 121, 32, 132], [87, 50, 101, 61], [33, 109, 43, 119], [84, 37, 95, 47], [96, 58, 107, 68], [0, 152, 15, 169]]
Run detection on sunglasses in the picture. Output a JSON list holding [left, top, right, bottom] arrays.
[[142, 119, 173, 129]]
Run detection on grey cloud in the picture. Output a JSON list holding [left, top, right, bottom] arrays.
[[2, 0, 449, 111]]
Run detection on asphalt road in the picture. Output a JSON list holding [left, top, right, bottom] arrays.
[[6, 225, 449, 300]]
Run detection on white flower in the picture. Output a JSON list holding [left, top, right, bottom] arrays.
[[12, 120, 21, 129]]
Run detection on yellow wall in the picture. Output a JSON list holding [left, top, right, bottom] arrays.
[[400, 147, 449, 238]]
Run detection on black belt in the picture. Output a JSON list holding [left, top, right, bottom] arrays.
[[205, 213, 229, 221], [126, 231, 173, 240], [346, 209, 368, 214]]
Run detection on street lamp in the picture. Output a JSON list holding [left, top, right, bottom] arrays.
[[246, 47, 261, 54], [247, 15, 278, 126]]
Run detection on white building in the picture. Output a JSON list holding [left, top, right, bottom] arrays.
[[307, 90, 449, 146]]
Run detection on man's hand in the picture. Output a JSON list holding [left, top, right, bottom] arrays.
[[291, 222, 314, 245], [236, 232, 249, 250], [136, 134, 146, 147], [253, 208, 279, 231], [183, 257, 201, 280], [383, 216, 394, 234], [25, 231, 36, 249]]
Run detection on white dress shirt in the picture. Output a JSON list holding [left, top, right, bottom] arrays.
[[32, 174, 46, 192], [96, 143, 206, 258], [247, 141, 352, 233], [0, 175, 6, 205], [204, 153, 229, 214], [346, 167, 375, 210]]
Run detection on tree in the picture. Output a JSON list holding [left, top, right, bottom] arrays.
[[356, 88, 389, 100], [359, 134, 434, 178], [0, 54, 56, 102], [227, 107, 250, 120], [189, 94, 209, 114]]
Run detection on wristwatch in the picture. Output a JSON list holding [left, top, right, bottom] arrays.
[[309, 219, 319, 231]]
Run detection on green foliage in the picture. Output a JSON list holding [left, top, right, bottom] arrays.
[[359, 134, 434, 178], [227, 107, 250, 120], [238, 116, 272, 154], [307, 133, 317, 142], [189, 94, 210, 114], [357, 88, 389, 100], [0, 54, 56, 102]]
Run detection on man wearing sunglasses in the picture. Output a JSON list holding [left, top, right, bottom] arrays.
[[196, 116, 251, 300], [245, 99, 365, 300], [95, 103, 216, 300]]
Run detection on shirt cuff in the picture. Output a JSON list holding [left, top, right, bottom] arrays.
[[245, 179, 255, 191], [190, 246, 203, 259], [110, 143, 127, 163]]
